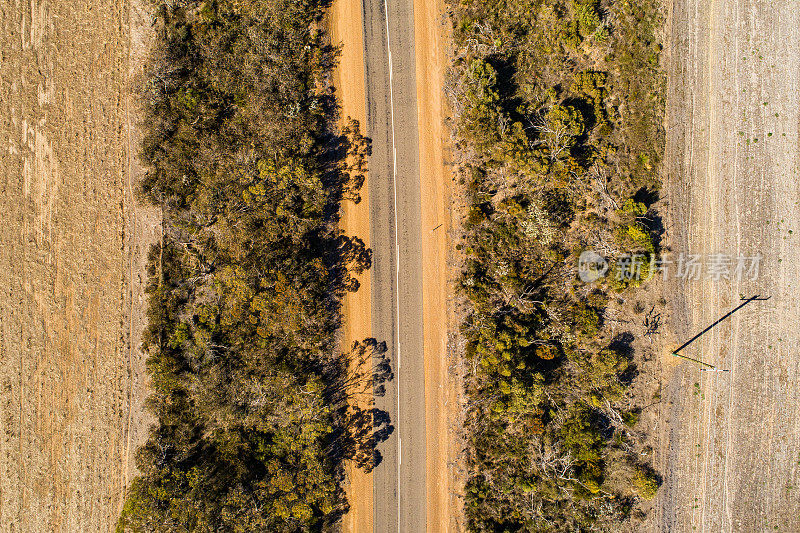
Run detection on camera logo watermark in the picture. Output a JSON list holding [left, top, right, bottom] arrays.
[[578, 251, 609, 282], [577, 252, 762, 283]]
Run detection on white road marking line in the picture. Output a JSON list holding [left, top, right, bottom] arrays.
[[382, 0, 402, 528]]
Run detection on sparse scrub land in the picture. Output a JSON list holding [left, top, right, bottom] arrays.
[[448, 0, 665, 530], [117, 1, 380, 531]]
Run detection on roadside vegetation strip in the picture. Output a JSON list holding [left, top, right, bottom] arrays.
[[447, 0, 665, 530], [117, 1, 381, 531]]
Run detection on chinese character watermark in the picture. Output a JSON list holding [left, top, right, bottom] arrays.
[[577, 251, 762, 283]]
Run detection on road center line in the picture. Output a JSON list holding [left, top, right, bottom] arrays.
[[381, 0, 402, 528]]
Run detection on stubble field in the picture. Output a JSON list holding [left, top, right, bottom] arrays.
[[0, 1, 156, 531], [656, 1, 800, 531]]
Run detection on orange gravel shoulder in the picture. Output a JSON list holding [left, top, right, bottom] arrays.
[[329, 1, 374, 531], [414, 0, 460, 529]]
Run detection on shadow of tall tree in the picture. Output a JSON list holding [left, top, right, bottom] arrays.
[[326, 338, 394, 474]]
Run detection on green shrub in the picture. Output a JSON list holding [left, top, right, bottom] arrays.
[[573, 0, 601, 37], [632, 467, 659, 500], [451, 0, 664, 529], [622, 410, 640, 427]]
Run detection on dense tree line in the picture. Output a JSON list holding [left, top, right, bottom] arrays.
[[118, 1, 384, 531], [448, 0, 664, 530]]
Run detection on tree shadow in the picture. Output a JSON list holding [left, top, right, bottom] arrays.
[[609, 332, 638, 386], [327, 338, 395, 473], [634, 187, 665, 251]]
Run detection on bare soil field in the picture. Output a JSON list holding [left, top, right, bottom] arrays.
[[655, 0, 800, 530], [0, 1, 156, 531]]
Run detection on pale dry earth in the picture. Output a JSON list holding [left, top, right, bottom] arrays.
[[0, 0, 155, 531], [657, 0, 800, 531]]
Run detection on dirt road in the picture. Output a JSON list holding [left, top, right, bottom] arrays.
[[658, 0, 800, 530], [414, 0, 456, 529], [0, 1, 155, 530]]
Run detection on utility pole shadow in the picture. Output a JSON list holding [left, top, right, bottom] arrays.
[[672, 294, 771, 369]]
